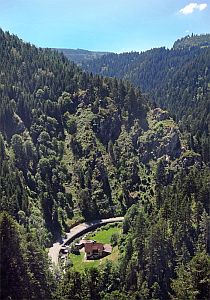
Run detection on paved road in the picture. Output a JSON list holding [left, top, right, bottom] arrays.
[[48, 216, 124, 265]]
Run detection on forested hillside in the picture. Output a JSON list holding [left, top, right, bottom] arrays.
[[0, 30, 209, 300], [82, 34, 210, 164], [0, 29, 151, 237], [173, 33, 210, 49]]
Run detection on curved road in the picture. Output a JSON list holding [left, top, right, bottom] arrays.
[[48, 217, 124, 265]]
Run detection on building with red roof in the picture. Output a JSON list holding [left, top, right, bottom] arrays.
[[83, 241, 112, 259]]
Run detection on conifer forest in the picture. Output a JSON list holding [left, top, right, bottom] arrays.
[[0, 29, 209, 300]]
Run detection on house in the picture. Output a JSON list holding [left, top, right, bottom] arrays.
[[84, 241, 112, 259], [85, 242, 104, 259]]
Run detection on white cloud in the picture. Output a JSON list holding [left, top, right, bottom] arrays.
[[199, 3, 208, 10], [179, 2, 208, 15]]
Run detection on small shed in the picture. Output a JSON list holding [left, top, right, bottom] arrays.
[[103, 244, 112, 254]]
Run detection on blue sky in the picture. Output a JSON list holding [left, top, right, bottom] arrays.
[[0, 0, 209, 52]]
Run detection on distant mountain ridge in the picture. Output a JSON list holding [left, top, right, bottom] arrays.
[[56, 34, 210, 64], [53, 48, 111, 64]]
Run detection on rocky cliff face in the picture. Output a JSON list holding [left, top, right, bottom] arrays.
[[138, 108, 183, 163]]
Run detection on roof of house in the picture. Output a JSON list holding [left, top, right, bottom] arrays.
[[84, 242, 104, 253]]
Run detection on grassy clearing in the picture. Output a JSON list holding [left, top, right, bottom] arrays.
[[68, 223, 122, 272], [68, 252, 100, 271], [87, 223, 122, 244], [69, 246, 120, 272]]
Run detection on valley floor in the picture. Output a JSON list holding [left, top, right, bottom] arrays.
[[48, 217, 124, 265]]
